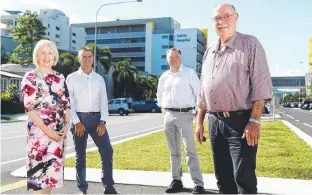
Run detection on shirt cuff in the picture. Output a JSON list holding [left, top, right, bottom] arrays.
[[72, 116, 80, 125]]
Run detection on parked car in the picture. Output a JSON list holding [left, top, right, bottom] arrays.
[[132, 99, 161, 113], [302, 101, 312, 110], [108, 98, 132, 115], [290, 102, 298, 108], [283, 102, 291, 107], [263, 103, 270, 114]]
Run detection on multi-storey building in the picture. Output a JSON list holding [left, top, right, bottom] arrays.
[[1, 9, 85, 52], [71, 17, 207, 75]]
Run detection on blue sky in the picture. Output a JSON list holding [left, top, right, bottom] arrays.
[[2, 0, 312, 76]]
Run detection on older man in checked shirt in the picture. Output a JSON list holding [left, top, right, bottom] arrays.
[[196, 3, 273, 194]]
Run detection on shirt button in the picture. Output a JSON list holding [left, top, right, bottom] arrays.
[[214, 102, 217, 104], [211, 89, 213, 92], [212, 77, 214, 79]]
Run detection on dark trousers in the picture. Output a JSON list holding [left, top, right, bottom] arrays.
[[71, 112, 114, 191], [208, 111, 258, 194]]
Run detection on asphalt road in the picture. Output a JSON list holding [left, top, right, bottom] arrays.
[[0, 113, 164, 191], [278, 107, 312, 137]]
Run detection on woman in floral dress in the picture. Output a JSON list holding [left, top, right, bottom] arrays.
[[21, 40, 71, 194]]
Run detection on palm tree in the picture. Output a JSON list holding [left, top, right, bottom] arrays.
[[98, 47, 112, 76], [115, 58, 138, 97], [54, 52, 78, 78], [146, 77, 157, 99], [86, 43, 112, 75]]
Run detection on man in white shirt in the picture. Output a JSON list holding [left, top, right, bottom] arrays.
[[66, 47, 117, 194], [157, 48, 205, 194]]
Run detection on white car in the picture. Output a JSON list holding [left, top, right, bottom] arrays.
[[108, 98, 133, 115]]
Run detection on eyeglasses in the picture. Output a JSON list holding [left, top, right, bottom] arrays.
[[212, 13, 236, 23]]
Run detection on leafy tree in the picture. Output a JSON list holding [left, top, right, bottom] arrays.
[[1, 45, 9, 64], [9, 10, 46, 64]]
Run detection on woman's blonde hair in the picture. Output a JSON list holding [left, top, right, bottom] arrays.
[[33, 39, 59, 67]]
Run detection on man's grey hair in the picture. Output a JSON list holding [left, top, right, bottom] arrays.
[[214, 3, 236, 12], [166, 48, 181, 55]]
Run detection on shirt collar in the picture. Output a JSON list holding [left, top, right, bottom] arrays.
[[168, 64, 183, 74], [78, 68, 94, 77], [213, 32, 237, 53]]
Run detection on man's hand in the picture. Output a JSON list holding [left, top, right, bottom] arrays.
[[97, 122, 106, 136], [189, 113, 197, 121], [75, 122, 86, 137], [242, 121, 260, 146], [195, 124, 205, 144], [161, 108, 166, 114]]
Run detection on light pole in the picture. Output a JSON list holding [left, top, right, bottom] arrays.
[[94, 0, 143, 72]]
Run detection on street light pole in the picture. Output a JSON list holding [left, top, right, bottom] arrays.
[[94, 0, 142, 72]]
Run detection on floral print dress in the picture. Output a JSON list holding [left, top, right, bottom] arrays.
[[21, 69, 70, 190]]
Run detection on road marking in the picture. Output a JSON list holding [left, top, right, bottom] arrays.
[[0, 179, 27, 193], [0, 157, 27, 165], [283, 113, 295, 119], [295, 120, 300, 122], [1, 131, 23, 135], [1, 135, 26, 140], [1, 125, 164, 165], [1, 117, 163, 140], [303, 123, 312, 128]]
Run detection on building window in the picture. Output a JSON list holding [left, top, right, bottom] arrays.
[[10, 79, 21, 91], [137, 66, 145, 71], [169, 45, 174, 48], [72, 33, 76, 36], [72, 40, 76, 44], [161, 55, 166, 59], [48, 32, 50, 36], [55, 34, 60, 38], [161, 65, 169, 70], [72, 47, 76, 50], [1, 79, 8, 91], [169, 35, 174, 41], [162, 35, 169, 39], [162, 45, 169, 49], [56, 26, 60, 31], [48, 24, 50, 28], [56, 42, 60, 46]]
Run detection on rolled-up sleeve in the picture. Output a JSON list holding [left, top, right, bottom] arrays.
[[249, 37, 273, 102]]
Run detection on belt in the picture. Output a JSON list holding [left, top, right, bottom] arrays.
[[77, 112, 100, 115], [166, 107, 194, 112], [209, 110, 251, 118]]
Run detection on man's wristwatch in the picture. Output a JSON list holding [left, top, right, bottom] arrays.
[[249, 118, 260, 125], [100, 120, 106, 125]]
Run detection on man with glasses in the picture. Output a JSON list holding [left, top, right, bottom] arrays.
[[157, 48, 205, 194], [196, 3, 272, 194]]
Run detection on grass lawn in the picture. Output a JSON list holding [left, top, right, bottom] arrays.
[[65, 121, 312, 180], [1, 116, 17, 121]]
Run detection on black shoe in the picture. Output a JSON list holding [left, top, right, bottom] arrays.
[[104, 186, 118, 194], [80, 189, 87, 194], [192, 186, 205, 194], [165, 179, 183, 193]]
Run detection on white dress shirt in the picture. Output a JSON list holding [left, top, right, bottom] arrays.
[[66, 68, 108, 125], [156, 65, 200, 108]]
